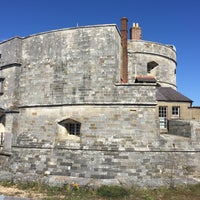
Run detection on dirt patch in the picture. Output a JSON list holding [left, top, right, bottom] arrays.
[[0, 185, 44, 199]]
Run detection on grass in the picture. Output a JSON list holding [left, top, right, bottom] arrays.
[[1, 181, 200, 199], [97, 185, 129, 198]]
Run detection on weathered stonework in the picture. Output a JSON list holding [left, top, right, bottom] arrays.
[[0, 20, 200, 188], [128, 40, 176, 89]]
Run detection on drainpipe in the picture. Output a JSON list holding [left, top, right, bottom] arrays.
[[120, 17, 128, 83]]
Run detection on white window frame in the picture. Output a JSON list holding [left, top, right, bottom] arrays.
[[172, 106, 180, 117], [159, 106, 168, 129]]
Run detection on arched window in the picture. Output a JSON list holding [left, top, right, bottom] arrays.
[[58, 118, 81, 136]]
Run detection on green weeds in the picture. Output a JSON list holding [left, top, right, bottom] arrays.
[[97, 185, 129, 198], [1, 181, 200, 200]]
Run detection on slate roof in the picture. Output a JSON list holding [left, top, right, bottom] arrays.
[[156, 87, 193, 102]]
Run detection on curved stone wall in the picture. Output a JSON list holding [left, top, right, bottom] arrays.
[[128, 40, 177, 89]]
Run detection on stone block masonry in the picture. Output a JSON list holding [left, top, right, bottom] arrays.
[[6, 147, 200, 187], [0, 22, 200, 188], [168, 120, 191, 138], [19, 25, 121, 106], [2, 105, 200, 187], [15, 105, 158, 149]]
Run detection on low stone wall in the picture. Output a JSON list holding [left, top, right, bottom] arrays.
[[168, 120, 200, 141], [168, 120, 191, 138], [1, 146, 200, 188]]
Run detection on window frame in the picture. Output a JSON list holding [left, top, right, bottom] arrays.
[[159, 106, 167, 118], [172, 106, 180, 117], [58, 118, 81, 137], [66, 123, 81, 136], [159, 106, 168, 129]]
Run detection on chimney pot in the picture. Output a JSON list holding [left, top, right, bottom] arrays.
[[130, 22, 142, 40]]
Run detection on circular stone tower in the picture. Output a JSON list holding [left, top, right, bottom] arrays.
[[128, 23, 177, 89]]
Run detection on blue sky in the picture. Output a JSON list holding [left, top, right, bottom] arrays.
[[0, 0, 200, 105]]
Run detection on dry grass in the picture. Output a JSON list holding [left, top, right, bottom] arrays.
[[1, 181, 200, 200], [0, 184, 45, 199]]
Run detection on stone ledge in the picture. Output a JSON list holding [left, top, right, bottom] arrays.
[[0, 150, 12, 156], [0, 63, 21, 70], [115, 82, 157, 86]]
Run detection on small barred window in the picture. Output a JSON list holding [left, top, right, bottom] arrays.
[[66, 123, 81, 136], [58, 118, 81, 136]]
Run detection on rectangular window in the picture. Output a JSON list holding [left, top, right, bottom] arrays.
[[172, 106, 180, 117], [0, 77, 5, 95], [159, 106, 167, 117], [66, 123, 81, 136], [159, 106, 167, 129]]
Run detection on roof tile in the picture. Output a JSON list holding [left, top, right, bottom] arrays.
[[156, 87, 192, 102]]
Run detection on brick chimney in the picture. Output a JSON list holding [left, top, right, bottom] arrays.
[[120, 17, 128, 83], [130, 22, 142, 40]]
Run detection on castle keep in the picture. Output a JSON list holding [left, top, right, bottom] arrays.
[[0, 18, 200, 187]]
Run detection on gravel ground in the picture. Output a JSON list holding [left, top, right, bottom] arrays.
[[0, 186, 41, 199], [0, 185, 29, 197], [0, 195, 31, 200]]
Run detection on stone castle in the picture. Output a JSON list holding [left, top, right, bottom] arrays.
[[0, 17, 200, 187]]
